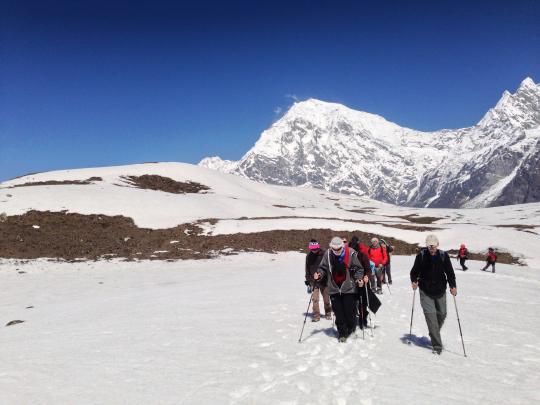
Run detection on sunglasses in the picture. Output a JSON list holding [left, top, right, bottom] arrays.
[[428, 245, 438, 249]]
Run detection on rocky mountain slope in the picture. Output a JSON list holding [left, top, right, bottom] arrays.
[[200, 78, 540, 208]]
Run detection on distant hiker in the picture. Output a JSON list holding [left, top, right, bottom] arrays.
[[314, 237, 365, 342], [368, 237, 388, 294], [481, 247, 497, 273], [305, 239, 332, 322], [410, 234, 457, 354], [457, 243, 469, 271], [380, 238, 394, 285]]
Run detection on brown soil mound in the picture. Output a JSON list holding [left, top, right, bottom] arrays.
[[8, 177, 102, 188], [387, 214, 443, 224], [0, 211, 421, 261], [121, 175, 210, 194], [0, 211, 520, 264]]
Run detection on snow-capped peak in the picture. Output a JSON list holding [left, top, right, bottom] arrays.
[[200, 77, 540, 208]]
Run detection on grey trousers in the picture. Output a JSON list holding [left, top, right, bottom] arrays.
[[419, 290, 447, 350], [312, 286, 332, 319]]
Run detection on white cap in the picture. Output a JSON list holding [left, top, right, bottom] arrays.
[[330, 236, 344, 249], [425, 234, 439, 247]]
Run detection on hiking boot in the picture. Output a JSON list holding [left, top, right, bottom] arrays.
[[376, 288, 383, 294], [388, 280, 392, 285], [311, 317, 320, 322], [492, 269, 495, 273], [433, 346, 442, 355], [338, 336, 347, 343], [325, 313, 332, 320]]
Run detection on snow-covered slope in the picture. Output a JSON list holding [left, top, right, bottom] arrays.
[[1, 254, 538, 404], [1, 162, 540, 266], [200, 78, 540, 208]]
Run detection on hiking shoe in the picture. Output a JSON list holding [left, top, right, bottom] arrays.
[[433, 346, 442, 355], [325, 313, 332, 320], [388, 280, 392, 285], [492, 270, 495, 273], [311, 317, 320, 322], [376, 288, 383, 294], [338, 336, 347, 343]]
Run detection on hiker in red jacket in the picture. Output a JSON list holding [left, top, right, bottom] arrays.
[[457, 243, 469, 271], [368, 237, 388, 294], [481, 247, 497, 273]]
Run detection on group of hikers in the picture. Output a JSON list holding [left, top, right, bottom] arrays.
[[303, 234, 499, 353]]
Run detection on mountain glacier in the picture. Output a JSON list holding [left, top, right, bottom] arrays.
[[200, 78, 540, 208]]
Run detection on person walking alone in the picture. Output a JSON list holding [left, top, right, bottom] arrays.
[[481, 247, 497, 273], [457, 243, 469, 271], [410, 234, 457, 354], [305, 239, 332, 321]]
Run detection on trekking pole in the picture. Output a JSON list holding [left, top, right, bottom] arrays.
[[364, 283, 374, 337], [359, 295, 365, 340], [407, 289, 416, 344], [386, 283, 392, 295], [298, 289, 315, 343], [453, 295, 467, 357]]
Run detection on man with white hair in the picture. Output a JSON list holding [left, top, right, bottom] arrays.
[[314, 236, 366, 342], [410, 234, 457, 354]]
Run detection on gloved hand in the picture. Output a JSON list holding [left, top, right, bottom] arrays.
[[307, 285, 312, 294], [304, 280, 310, 286]]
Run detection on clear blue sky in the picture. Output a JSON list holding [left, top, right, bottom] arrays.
[[1, 0, 539, 181]]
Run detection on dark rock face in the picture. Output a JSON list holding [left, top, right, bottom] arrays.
[[491, 139, 540, 206]]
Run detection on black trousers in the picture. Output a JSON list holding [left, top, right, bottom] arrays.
[[330, 293, 357, 338], [459, 258, 468, 270]]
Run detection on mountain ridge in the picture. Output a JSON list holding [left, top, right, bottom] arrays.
[[200, 77, 540, 208]]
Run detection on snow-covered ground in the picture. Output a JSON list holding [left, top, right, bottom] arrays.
[[1, 253, 539, 404]]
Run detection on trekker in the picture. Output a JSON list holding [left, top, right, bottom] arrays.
[[481, 248, 497, 273], [368, 237, 388, 294], [314, 237, 364, 342], [457, 243, 469, 271], [349, 235, 373, 329], [305, 239, 332, 321], [410, 234, 457, 354], [380, 238, 394, 284]]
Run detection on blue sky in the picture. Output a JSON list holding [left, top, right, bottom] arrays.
[[1, 0, 539, 181]]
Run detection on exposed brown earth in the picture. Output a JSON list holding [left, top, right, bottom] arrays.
[[381, 223, 445, 232], [0, 210, 520, 264], [121, 175, 210, 194], [7, 177, 102, 188], [386, 214, 444, 224], [0, 211, 419, 261]]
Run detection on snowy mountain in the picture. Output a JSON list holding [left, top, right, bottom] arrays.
[[200, 77, 540, 208]]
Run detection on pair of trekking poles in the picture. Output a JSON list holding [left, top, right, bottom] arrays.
[[408, 288, 467, 357], [298, 283, 374, 343]]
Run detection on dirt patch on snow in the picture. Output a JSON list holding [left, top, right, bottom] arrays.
[[0, 211, 422, 261], [121, 175, 210, 194], [0, 211, 521, 264], [386, 214, 444, 224], [8, 177, 102, 188]]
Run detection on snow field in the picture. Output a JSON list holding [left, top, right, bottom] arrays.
[[1, 253, 539, 404]]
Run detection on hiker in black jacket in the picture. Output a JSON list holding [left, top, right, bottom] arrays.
[[305, 239, 332, 321], [410, 234, 457, 354]]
